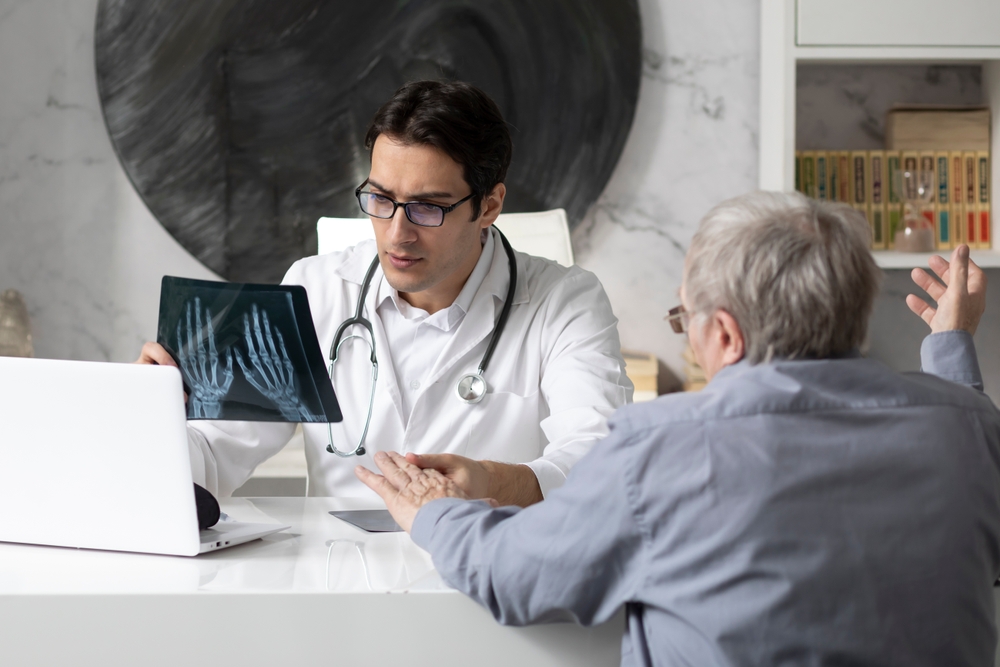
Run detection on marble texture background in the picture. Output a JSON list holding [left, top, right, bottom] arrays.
[[0, 0, 216, 363], [797, 64, 983, 150], [2, 0, 998, 400], [574, 0, 761, 389]]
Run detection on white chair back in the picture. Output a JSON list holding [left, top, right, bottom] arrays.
[[315, 217, 374, 256], [316, 208, 574, 266]]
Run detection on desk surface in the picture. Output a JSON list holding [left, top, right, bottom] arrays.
[[0, 497, 625, 667], [1, 497, 446, 595]]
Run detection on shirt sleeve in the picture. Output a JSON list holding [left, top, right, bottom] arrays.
[[411, 420, 647, 627], [920, 330, 984, 392], [526, 270, 633, 497], [187, 420, 296, 497]]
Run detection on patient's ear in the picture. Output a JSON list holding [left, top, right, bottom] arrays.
[[715, 309, 745, 367], [690, 308, 746, 382]]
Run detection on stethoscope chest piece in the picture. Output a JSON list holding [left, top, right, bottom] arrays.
[[456, 373, 488, 404]]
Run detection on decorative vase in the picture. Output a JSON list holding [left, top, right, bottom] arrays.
[[0, 290, 33, 358]]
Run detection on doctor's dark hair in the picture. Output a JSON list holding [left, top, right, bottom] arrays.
[[684, 192, 882, 363], [364, 80, 513, 220]]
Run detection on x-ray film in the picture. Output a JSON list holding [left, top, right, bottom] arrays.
[[157, 276, 342, 423]]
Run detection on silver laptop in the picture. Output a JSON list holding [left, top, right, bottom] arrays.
[[0, 356, 289, 556]]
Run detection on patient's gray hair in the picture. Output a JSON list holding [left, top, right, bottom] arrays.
[[684, 191, 881, 363]]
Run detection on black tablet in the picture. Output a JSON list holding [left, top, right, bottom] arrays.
[[329, 510, 403, 533]]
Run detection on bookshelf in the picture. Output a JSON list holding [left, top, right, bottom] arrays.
[[760, 0, 1000, 268]]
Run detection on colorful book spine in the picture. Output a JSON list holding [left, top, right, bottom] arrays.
[[801, 152, 817, 199], [829, 152, 840, 202], [851, 151, 870, 246], [919, 151, 937, 236], [935, 151, 952, 249], [964, 152, 978, 247], [837, 152, 851, 203], [869, 151, 887, 249], [795, 151, 801, 193], [950, 152, 965, 246], [901, 151, 919, 199], [886, 151, 902, 249], [901, 150, 920, 246], [977, 150, 991, 249], [816, 152, 829, 201]]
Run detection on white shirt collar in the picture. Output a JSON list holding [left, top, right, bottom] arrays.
[[375, 229, 495, 332]]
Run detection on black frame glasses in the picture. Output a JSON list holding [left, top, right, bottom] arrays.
[[355, 179, 474, 228], [664, 305, 689, 334]]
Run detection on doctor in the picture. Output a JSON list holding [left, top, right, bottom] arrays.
[[137, 80, 632, 506]]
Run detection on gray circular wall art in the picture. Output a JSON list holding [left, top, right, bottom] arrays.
[[95, 0, 642, 282]]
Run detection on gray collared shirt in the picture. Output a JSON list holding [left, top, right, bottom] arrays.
[[412, 331, 1000, 666]]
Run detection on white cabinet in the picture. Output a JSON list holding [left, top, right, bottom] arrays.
[[760, 0, 1000, 267], [797, 0, 1000, 47]]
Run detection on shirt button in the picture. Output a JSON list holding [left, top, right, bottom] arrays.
[[409, 380, 420, 390]]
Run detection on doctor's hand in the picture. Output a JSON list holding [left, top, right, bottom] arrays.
[[135, 341, 177, 367], [406, 453, 544, 508], [355, 452, 486, 533], [404, 453, 491, 500], [907, 244, 987, 335]]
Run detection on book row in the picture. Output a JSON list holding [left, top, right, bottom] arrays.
[[795, 150, 991, 250]]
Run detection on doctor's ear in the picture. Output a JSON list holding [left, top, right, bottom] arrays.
[[477, 183, 506, 226]]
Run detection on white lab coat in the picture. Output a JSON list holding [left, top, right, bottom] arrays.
[[187, 227, 632, 499]]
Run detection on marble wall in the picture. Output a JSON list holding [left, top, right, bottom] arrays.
[[0, 0, 216, 363], [797, 64, 984, 150], [574, 0, 761, 388], [0, 0, 760, 385], [5, 1, 993, 400]]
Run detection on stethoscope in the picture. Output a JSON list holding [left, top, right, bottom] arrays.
[[325, 229, 518, 457]]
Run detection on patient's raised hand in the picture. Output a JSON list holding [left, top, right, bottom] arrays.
[[907, 244, 987, 335]]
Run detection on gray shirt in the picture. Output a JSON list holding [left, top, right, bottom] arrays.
[[412, 331, 1000, 666]]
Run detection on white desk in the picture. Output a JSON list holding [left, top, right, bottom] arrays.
[[0, 497, 623, 666]]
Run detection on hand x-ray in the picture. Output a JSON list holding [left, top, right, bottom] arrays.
[[157, 276, 342, 423]]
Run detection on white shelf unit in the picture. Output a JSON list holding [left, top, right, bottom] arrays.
[[759, 0, 1000, 268], [872, 249, 1000, 270]]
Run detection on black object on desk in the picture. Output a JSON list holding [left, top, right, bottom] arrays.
[[157, 276, 342, 423], [330, 510, 403, 533], [193, 483, 220, 530]]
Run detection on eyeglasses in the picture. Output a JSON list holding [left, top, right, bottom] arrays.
[[355, 179, 474, 227], [664, 305, 689, 334]]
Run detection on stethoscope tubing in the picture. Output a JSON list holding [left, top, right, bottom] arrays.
[[476, 230, 517, 377], [326, 254, 381, 457], [327, 228, 517, 456]]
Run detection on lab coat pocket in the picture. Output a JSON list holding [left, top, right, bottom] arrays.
[[464, 390, 543, 464]]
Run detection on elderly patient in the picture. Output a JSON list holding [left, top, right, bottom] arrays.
[[357, 191, 1000, 666]]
